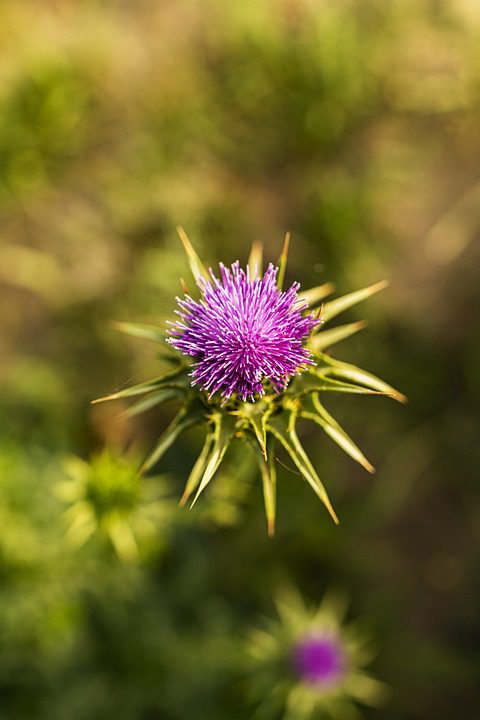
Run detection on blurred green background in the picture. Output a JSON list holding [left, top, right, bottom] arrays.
[[1, 1, 479, 718]]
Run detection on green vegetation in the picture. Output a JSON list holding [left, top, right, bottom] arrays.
[[1, 1, 479, 717]]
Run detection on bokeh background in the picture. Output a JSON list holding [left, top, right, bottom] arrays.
[[1, 1, 479, 718]]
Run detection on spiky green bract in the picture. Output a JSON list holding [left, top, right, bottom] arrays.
[[94, 233, 404, 533], [246, 588, 386, 720], [56, 449, 175, 562]]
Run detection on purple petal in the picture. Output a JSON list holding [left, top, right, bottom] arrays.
[[168, 262, 317, 402]]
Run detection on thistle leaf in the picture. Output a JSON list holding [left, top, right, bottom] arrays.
[[298, 281, 335, 307], [236, 400, 272, 460], [176, 225, 209, 282], [155, 352, 183, 366], [248, 411, 271, 460], [302, 394, 375, 473], [92, 367, 187, 404], [141, 404, 204, 473], [291, 371, 385, 397], [310, 320, 366, 353], [276, 231, 290, 290], [267, 412, 338, 523], [190, 412, 238, 507], [321, 279, 389, 323], [248, 239, 263, 278], [92, 380, 161, 404], [348, 673, 389, 705], [121, 388, 182, 418], [64, 501, 96, 546], [256, 441, 277, 536], [107, 516, 139, 562], [285, 685, 316, 720], [319, 353, 407, 403], [286, 413, 339, 524], [179, 430, 214, 506], [112, 321, 167, 344]]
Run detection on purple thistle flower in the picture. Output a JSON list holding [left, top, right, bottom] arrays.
[[292, 633, 346, 687], [167, 262, 317, 402]]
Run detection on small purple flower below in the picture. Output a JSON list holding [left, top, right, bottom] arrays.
[[292, 633, 346, 687], [168, 262, 317, 401]]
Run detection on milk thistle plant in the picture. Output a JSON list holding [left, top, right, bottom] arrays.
[[57, 449, 174, 561], [246, 588, 386, 719], [95, 229, 405, 534]]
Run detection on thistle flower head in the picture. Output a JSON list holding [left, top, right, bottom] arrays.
[[246, 588, 386, 719], [168, 262, 317, 402], [94, 229, 404, 534], [292, 632, 346, 688]]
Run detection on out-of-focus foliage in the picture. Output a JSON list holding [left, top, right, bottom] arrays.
[[57, 449, 175, 561], [1, 0, 479, 718]]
